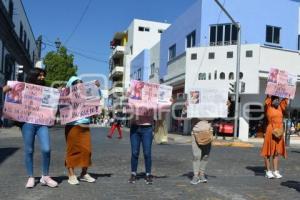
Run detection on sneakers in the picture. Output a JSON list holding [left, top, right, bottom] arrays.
[[79, 173, 96, 183], [190, 176, 200, 185], [145, 175, 153, 185], [128, 174, 137, 184], [40, 176, 58, 188], [273, 171, 282, 179], [107, 135, 112, 139], [199, 174, 208, 183], [265, 170, 275, 179], [25, 177, 35, 188], [68, 175, 79, 185], [118, 136, 123, 139]]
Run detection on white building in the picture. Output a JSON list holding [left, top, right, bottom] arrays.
[[185, 45, 300, 141], [159, 0, 300, 139], [108, 19, 170, 106]]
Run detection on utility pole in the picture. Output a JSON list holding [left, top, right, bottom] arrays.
[[214, 0, 241, 139], [55, 38, 61, 53]]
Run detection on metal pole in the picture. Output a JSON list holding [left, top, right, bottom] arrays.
[[233, 26, 241, 139], [213, 0, 241, 139]]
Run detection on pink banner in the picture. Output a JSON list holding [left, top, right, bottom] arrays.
[[128, 80, 172, 116], [3, 81, 60, 125], [59, 81, 101, 124], [265, 68, 297, 99]]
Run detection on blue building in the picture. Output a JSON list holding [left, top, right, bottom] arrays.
[[159, 0, 300, 135], [130, 49, 151, 82], [160, 0, 300, 80]]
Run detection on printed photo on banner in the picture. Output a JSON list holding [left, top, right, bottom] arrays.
[[158, 84, 173, 104], [189, 91, 200, 104], [268, 68, 279, 83], [130, 80, 144, 100], [186, 87, 228, 118], [59, 81, 101, 124], [128, 80, 173, 115], [3, 81, 60, 126], [41, 87, 59, 108], [265, 67, 297, 99], [84, 82, 100, 100], [5, 82, 25, 104]]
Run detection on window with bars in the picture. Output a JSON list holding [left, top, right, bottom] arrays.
[[186, 30, 196, 48], [266, 25, 281, 44], [168, 44, 176, 61], [210, 24, 238, 46], [150, 63, 155, 75]]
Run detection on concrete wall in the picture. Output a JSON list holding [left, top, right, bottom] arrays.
[[124, 19, 170, 88], [160, 0, 202, 80], [200, 0, 300, 49], [185, 44, 260, 94], [149, 42, 160, 83], [160, 0, 300, 80], [130, 49, 150, 82]]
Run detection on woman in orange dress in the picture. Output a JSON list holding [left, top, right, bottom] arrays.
[[261, 95, 288, 179]]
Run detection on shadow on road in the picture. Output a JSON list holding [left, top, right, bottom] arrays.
[[135, 172, 168, 180], [291, 150, 300, 154], [0, 147, 19, 164], [281, 181, 300, 192], [181, 172, 216, 180], [51, 173, 114, 183], [89, 173, 113, 178], [49, 176, 68, 184], [246, 166, 265, 176]]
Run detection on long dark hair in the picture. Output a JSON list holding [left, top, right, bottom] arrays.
[[26, 68, 46, 85]]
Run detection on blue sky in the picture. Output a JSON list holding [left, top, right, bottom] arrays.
[[22, 0, 197, 78]]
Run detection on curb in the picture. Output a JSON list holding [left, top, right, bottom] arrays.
[[168, 134, 254, 147]]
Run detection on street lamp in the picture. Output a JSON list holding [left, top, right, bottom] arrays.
[[54, 38, 61, 52], [213, 0, 241, 140]]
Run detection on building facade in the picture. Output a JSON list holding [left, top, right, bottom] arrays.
[[108, 19, 170, 106], [0, 0, 39, 113], [159, 0, 300, 138]]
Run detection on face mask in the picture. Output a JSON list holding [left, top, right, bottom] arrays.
[[272, 100, 280, 108]]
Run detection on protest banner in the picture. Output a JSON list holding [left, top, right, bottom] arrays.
[[128, 80, 173, 116], [265, 68, 297, 99], [186, 86, 228, 118], [3, 81, 60, 125], [59, 81, 101, 124]]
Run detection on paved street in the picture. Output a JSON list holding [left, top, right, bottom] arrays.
[[0, 127, 299, 200]]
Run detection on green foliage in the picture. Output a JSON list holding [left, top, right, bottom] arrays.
[[43, 46, 77, 87]]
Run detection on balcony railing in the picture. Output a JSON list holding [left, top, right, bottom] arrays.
[[108, 86, 124, 96], [111, 46, 125, 58], [109, 66, 124, 79]]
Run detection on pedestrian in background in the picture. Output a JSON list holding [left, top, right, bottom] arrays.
[[3, 68, 58, 188], [261, 95, 288, 179], [107, 108, 123, 139], [64, 76, 98, 185]]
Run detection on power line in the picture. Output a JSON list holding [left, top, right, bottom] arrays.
[[43, 35, 109, 56], [42, 41, 108, 63], [64, 0, 93, 45]]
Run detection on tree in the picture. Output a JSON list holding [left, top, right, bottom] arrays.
[[43, 46, 77, 87]]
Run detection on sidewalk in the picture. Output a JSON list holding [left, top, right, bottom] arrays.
[[168, 133, 300, 147], [0, 126, 21, 138], [168, 133, 254, 147], [248, 135, 300, 146]]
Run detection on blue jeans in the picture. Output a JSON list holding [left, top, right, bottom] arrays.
[[130, 125, 153, 174], [21, 123, 51, 176]]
